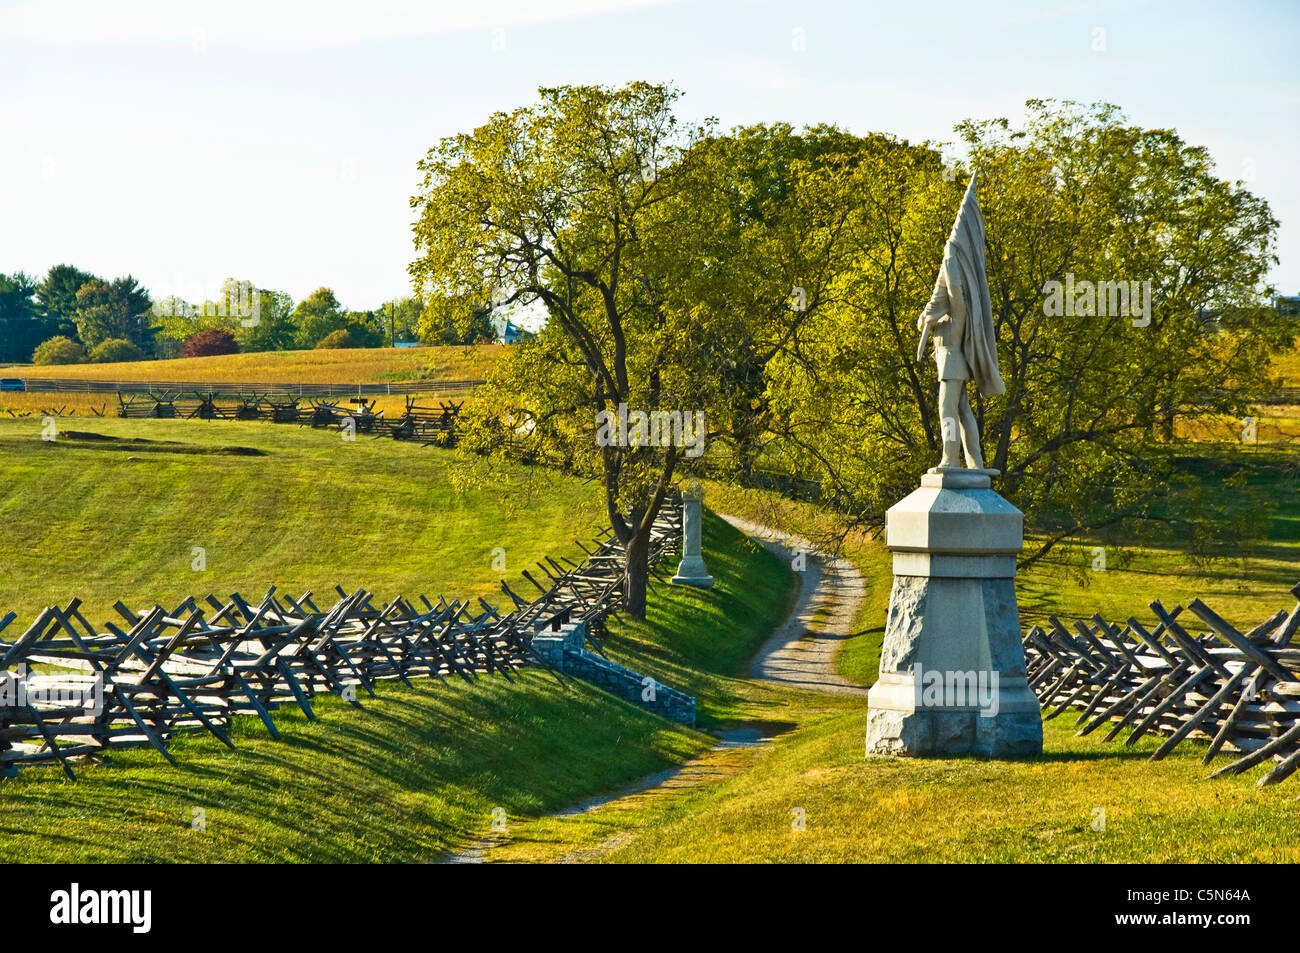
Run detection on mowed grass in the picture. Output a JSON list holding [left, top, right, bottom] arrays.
[[598, 512, 803, 729], [0, 415, 605, 622], [4, 342, 1297, 864], [0, 674, 709, 863], [0, 344, 500, 385], [0, 426, 799, 862], [494, 712, 1300, 864]]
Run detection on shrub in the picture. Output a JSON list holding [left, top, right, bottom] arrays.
[[316, 329, 356, 349], [89, 338, 146, 364], [179, 328, 239, 358], [32, 336, 87, 365]]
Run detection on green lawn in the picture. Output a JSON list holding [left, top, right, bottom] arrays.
[[0, 417, 800, 861], [0, 674, 709, 863], [596, 513, 800, 728], [0, 415, 605, 619], [5, 397, 1298, 863], [490, 712, 1300, 864]]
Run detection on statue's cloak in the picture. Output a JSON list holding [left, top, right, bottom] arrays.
[[940, 174, 1004, 398]]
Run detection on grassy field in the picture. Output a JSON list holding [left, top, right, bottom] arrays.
[[0, 412, 798, 862], [5, 344, 1299, 864], [0, 344, 500, 384], [0, 345, 498, 418], [482, 710, 1300, 863], [1273, 339, 1300, 385], [0, 674, 707, 863], [0, 416, 603, 619], [472, 458, 1300, 864]]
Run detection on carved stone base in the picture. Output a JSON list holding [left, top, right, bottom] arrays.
[[864, 480, 1043, 759], [865, 695, 1044, 758]]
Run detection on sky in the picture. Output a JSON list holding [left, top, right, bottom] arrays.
[[1, 0, 1296, 311]]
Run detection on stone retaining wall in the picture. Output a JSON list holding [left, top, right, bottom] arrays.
[[531, 622, 696, 728]]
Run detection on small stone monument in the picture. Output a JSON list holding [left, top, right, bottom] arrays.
[[864, 174, 1042, 758], [671, 481, 713, 588]]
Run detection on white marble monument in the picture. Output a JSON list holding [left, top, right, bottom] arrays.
[[865, 174, 1043, 758], [671, 482, 714, 588]]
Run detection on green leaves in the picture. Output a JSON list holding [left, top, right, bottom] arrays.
[[73, 275, 153, 350], [770, 99, 1292, 561], [410, 87, 1292, 574]]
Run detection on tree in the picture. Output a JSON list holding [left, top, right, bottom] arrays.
[[763, 100, 1292, 564], [376, 296, 424, 345], [292, 288, 346, 349], [0, 272, 42, 363], [238, 289, 296, 352], [152, 279, 295, 355], [74, 276, 154, 350], [89, 338, 146, 363], [343, 311, 384, 348], [316, 329, 356, 349], [410, 84, 854, 617], [180, 328, 239, 358], [416, 298, 495, 344], [32, 336, 87, 365], [35, 264, 98, 340]]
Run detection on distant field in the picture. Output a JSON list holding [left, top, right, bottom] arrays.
[[0, 390, 471, 419], [0, 344, 500, 386], [0, 345, 501, 418]]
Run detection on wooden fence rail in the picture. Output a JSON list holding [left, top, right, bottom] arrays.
[[114, 392, 464, 444], [16, 378, 484, 397], [0, 495, 683, 779], [1023, 583, 1300, 785]]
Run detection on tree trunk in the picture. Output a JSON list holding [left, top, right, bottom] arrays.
[[624, 529, 650, 619]]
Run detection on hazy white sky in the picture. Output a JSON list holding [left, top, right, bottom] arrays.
[[2, 0, 1295, 310]]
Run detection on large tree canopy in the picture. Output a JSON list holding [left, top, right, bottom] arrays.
[[765, 99, 1290, 564], [73, 275, 154, 350], [411, 86, 1291, 616], [36, 264, 98, 341], [410, 83, 854, 616]]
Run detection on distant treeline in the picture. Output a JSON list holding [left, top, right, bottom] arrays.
[[0, 268, 496, 364]]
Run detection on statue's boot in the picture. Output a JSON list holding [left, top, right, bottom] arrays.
[[939, 442, 964, 469]]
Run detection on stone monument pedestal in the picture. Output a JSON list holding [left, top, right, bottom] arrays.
[[865, 468, 1042, 758]]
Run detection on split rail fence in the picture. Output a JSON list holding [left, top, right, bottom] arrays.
[[17, 378, 484, 397], [0, 495, 683, 779], [114, 392, 463, 444], [1024, 584, 1300, 785]]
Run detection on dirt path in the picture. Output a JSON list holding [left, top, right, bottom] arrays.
[[440, 515, 868, 863], [721, 515, 868, 696], [441, 728, 770, 864]]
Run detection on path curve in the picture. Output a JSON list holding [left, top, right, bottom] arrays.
[[719, 514, 869, 696], [440, 512, 869, 862]]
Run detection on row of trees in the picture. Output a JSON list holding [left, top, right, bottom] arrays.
[[409, 83, 1293, 616], [0, 270, 497, 364], [0, 266, 155, 363]]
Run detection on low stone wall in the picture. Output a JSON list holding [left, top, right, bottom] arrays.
[[531, 622, 696, 728]]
